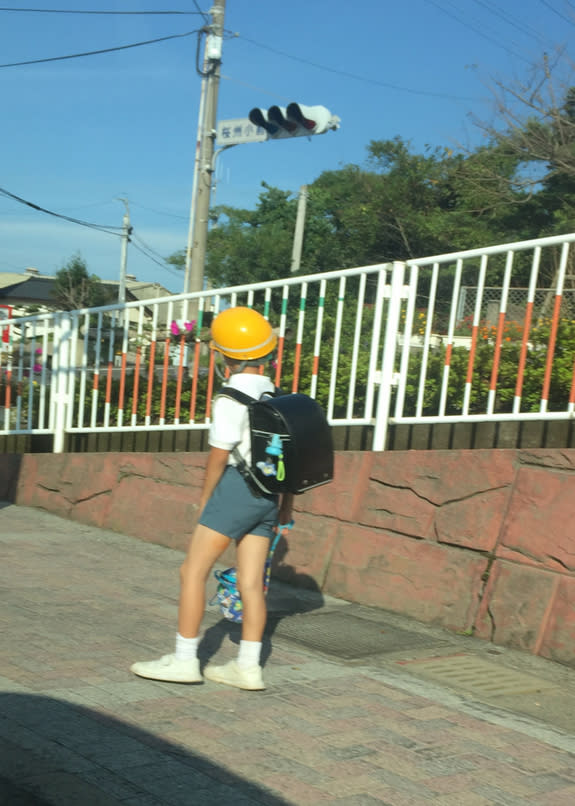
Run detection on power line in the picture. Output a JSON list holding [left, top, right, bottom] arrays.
[[131, 232, 171, 263], [237, 36, 479, 102], [0, 186, 122, 236], [470, 0, 549, 45], [539, 0, 575, 25], [221, 73, 292, 102], [0, 29, 198, 69], [191, 1, 210, 25], [0, 7, 203, 14], [130, 236, 182, 277], [130, 240, 170, 269], [424, 0, 531, 63], [130, 201, 188, 221]]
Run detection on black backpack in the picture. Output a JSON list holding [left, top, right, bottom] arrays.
[[217, 386, 334, 495]]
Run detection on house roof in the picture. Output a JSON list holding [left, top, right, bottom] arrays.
[[0, 273, 27, 290], [0, 272, 174, 308], [0, 276, 56, 303]]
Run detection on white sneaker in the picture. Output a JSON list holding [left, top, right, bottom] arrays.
[[130, 653, 203, 683], [204, 660, 265, 691]]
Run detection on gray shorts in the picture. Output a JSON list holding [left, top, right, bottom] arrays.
[[199, 466, 279, 541]]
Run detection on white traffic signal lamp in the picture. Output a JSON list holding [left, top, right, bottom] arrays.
[[248, 102, 340, 140], [287, 104, 339, 135]]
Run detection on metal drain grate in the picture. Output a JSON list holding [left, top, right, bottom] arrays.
[[268, 611, 442, 660], [396, 654, 556, 697]]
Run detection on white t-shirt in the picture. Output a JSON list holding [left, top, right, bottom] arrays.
[[209, 372, 276, 466]]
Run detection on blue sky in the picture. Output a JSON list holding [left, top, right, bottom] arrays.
[[1, 0, 573, 292]]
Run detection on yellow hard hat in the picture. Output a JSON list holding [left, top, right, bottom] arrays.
[[210, 306, 277, 361]]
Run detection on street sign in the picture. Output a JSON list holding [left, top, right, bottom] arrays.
[[216, 118, 268, 146]]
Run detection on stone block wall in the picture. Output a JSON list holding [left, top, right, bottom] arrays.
[[1, 448, 574, 667]]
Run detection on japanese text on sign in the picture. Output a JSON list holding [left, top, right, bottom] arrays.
[[216, 118, 268, 145]]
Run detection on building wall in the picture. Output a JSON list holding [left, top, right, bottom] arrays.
[[1, 448, 574, 667]]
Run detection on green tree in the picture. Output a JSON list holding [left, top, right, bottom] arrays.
[[166, 115, 574, 294], [470, 54, 575, 235], [206, 184, 297, 287], [52, 254, 113, 310]]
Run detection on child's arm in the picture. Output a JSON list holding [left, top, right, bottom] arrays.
[[199, 447, 230, 514]]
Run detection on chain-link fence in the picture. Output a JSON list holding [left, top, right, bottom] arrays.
[[457, 286, 575, 327]]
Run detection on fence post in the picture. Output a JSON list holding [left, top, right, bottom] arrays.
[[52, 313, 72, 454], [372, 261, 405, 451]]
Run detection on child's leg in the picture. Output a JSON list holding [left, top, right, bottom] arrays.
[[178, 524, 231, 638], [203, 532, 270, 690], [235, 532, 271, 642], [130, 523, 230, 683]]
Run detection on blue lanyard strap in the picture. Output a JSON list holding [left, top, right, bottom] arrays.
[[271, 519, 294, 553]]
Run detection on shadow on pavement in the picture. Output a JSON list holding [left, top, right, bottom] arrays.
[[0, 692, 290, 806], [200, 534, 324, 669]]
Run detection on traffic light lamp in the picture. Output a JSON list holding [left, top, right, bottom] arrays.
[[248, 103, 340, 140]]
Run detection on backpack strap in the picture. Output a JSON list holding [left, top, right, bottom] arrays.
[[216, 386, 257, 407], [215, 385, 272, 497], [216, 385, 283, 404]]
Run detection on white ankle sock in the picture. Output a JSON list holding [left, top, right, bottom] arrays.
[[237, 640, 262, 669], [175, 633, 199, 661]]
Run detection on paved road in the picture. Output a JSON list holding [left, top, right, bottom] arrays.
[[1, 502, 575, 805]]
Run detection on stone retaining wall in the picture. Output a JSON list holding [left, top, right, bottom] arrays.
[[1, 449, 574, 667]]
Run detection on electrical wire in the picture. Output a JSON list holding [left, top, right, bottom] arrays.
[[0, 7, 203, 14], [0, 29, 198, 69], [130, 201, 188, 221], [0, 186, 122, 236], [195, 28, 210, 77], [130, 239, 170, 269], [131, 232, 173, 264], [191, 1, 209, 25], [237, 36, 478, 102], [1, 185, 183, 277], [220, 73, 292, 102], [539, 0, 575, 25], [129, 237, 182, 277], [470, 0, 549, 45], [424, 0, 531, 63]]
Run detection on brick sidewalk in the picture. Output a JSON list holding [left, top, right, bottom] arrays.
[[1, 503, 575, 805]]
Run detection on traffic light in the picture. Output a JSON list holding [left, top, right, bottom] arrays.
[[248, 103, 340, 140]]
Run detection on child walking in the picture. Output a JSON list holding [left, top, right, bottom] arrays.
[[131, 307, 293, 690]]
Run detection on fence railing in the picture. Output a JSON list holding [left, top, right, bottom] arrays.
[[395, 233, 575, 436], [0, 263, 392, 451], [2, 231, 575, 452]]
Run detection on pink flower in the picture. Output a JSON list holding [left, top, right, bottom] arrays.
[[170, 321, 180, 336], [35, 347, 43, 355], [33, 363, 42, 373], [184, 320, 196, 332]]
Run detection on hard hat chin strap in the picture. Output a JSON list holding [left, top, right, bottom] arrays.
[[215, 351, 276, 379], [214, 356, 240, 381]]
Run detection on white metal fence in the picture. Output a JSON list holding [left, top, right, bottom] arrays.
[[2, 231, 575, 452]]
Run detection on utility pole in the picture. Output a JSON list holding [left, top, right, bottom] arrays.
[[183, 35, 209, 296], [117, 198, 131, 303], [291, 185, 308, 273], [186, 0, 226, 297]]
